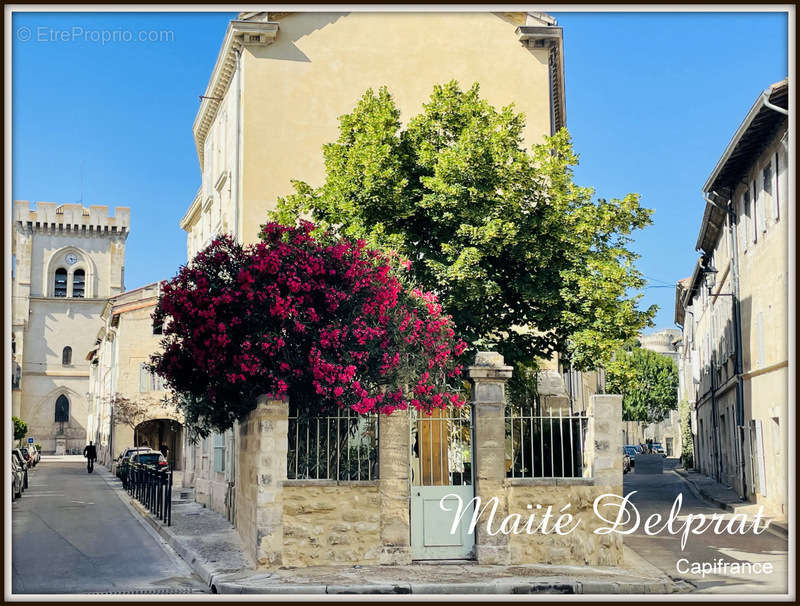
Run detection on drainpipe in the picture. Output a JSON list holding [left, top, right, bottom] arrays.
[[761, 92, 788, 116], [704, 287, 722, 483]]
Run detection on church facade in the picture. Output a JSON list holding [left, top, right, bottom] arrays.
[[11, 202, 129, 454]]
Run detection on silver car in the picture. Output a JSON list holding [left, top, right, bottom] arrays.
[[12, 458, 25, 499]]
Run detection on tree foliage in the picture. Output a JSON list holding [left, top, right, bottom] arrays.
[[605, 345, 679, 423], [13, 416, 27, 441], [110, 393, 158, 433], [151, 223, 466, 437], [679, 399, 694, 468], [272, 81, 655, 369]]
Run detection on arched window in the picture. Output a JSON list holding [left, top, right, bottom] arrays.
[[62, 346, 72, 366], [54, 268, 68, 297], [55, 395, 70, 423], [72, 269, 85, 298]]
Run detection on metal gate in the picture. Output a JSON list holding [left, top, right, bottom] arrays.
[[409, 405, 475, 560]]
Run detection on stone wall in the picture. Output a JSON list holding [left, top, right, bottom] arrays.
[[282, 483, 381, 567], [234, 360, 623, 569], [468, 356, 624, 568], [507, 483, 622, 565]]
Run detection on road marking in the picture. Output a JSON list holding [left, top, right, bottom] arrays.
[[22, 494, 66, 497], [71, 500, 95, 505]]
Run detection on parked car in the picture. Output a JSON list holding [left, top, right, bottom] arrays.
[[623, 445, 638, 467], [622, 448, 631, 474], [12, 448, 29, 490], [130, 451, 169, 469], [12, 458, 25, 499], [117, 447, 161, 487], [651, 442, 666, 457], [20, 447, 36, 468], [114, 447, 152, 478]]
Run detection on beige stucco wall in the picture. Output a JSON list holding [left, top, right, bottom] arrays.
[[283, 484, 381, 566], [239, 12, 554, 244], [181, 10, 563, 525]]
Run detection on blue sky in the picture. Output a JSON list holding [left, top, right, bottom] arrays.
[[12, 11, 788, 331]]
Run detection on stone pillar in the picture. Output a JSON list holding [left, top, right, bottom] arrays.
[[588, 394, 622, 487], [55, 437, 66, 456], [469, 352, 512, 565], [236, 395, 289, 567], [378, 408, 412, 565]]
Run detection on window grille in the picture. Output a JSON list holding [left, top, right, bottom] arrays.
[[505, 401, 590, 479], [288, 407, 379, 481], [54, 268, 68, 297], [72, 269, 85, 298]]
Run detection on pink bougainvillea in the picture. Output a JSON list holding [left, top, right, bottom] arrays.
[[150, 221, 466, 436]]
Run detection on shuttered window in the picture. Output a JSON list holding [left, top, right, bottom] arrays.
[[72, 269, 85, 298], [139, 363, 150, 392], [213, 432, 225, 473], [54, 268, 68, 297]]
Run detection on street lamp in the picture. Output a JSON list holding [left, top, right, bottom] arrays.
[[703, 264, 718, 295], [702, 260, 733, 298]]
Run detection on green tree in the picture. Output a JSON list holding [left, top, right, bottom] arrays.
[[13, 416, 27, 441], [272, 81, 655, 369], [605, 346, 679, 423]]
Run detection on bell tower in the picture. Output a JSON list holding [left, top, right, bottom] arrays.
[[12, 201, 130, 454]]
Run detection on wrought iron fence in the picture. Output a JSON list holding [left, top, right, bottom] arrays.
[[287, 409, 379, 481], [505, 403, 590, 479], [126, 462, 173, 525]]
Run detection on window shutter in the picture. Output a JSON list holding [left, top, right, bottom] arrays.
[[139, 364, 149, 392], [751, 180, 758, 243], [775, 150, 783, 221], [741, 191, 749, 252], [758, 170, 768, 234], [213, 432, 225, 473]]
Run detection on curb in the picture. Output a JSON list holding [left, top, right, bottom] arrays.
[[129, 499, 219, 588], [214, 578, 678, 595], [671, 468, 738, 511], [671, 468, 789, 541]]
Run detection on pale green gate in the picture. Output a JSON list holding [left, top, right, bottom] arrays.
[[409, 405, 475, 560]]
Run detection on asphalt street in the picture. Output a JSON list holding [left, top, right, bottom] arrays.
[[624, 458, 788, 594], [11, 455, 205, 595]]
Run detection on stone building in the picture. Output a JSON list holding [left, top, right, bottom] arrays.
[[178, 10, 568, 523], [11, 202, 129, 454], [675, 79, 788, 518], [86, 283, 184, 475]]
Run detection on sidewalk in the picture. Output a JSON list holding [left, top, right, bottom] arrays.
[[98, 465, 682, 595], [671, 466, 788, 539]]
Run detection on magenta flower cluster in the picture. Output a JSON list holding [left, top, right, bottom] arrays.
[[151, 221, 466, 433]]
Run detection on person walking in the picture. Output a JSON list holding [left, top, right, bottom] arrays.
[[83, 441, 97, 473]]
